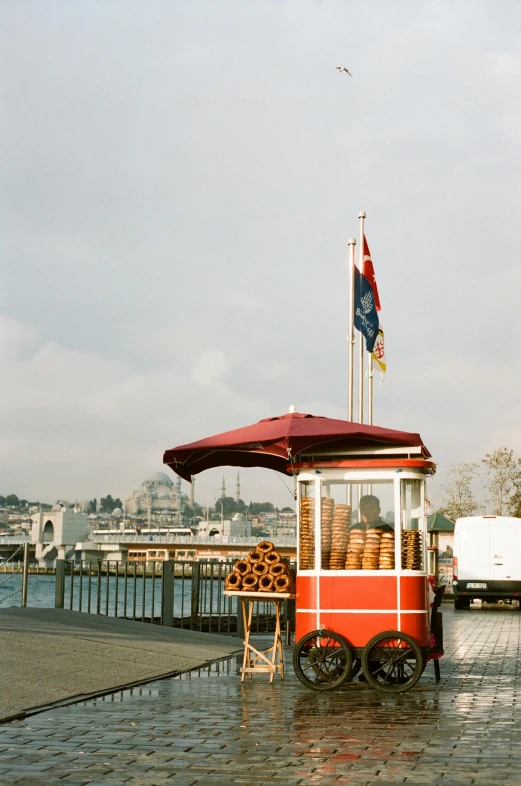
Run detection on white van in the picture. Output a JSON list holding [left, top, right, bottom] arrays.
[[452, 515, 521, 609]]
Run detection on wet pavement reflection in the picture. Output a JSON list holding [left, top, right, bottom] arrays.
[[1, 603, 521, 784]]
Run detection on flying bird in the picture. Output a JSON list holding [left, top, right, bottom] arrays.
[[335, 66, 353, 76]]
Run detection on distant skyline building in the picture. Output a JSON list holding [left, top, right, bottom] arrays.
[[125, 472, 186, 523]]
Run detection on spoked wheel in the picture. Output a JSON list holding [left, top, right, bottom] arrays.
[[293, 629, 353, 691], [361, 630, 424, 693], [308, 653, 361, 683]]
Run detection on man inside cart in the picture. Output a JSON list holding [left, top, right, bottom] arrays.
[[354, 495, 394, 683], [353, 494, 394, 533]]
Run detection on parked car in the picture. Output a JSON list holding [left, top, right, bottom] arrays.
[[453, 515, 521, 609]]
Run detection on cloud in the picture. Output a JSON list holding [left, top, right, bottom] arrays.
[[1, 0, 520, 512], [190, 348, 231, 388], [0, 317, 277, 503], [489, 51, 521, 80]]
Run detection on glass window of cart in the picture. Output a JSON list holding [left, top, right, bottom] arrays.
[[400, 479, 425, 571], [318, 480, 394, 571]]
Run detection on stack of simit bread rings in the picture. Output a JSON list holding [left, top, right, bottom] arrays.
[[225, 541, 295, 593]]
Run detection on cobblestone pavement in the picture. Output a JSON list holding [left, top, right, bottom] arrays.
[[2, 604, 521, 785]]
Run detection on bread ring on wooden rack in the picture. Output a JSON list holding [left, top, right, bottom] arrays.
[[268, 562, 286, 577], [257, 540, 274, 554], [274, 574, 291, 593], [233, 559, 251, 576], [242, 574, 259, 590], [225, 572, 242, 590], [258, 574, 275, 592], [251, 561, 269, 577], [264, 550, 281, 566], [247, 549, 263, 564]]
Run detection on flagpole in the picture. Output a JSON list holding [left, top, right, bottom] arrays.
[[358, 212, 366, 424], [366, 212, 373, 426], [347, 237, 356, 422], [368, 359, 374, 425], [368, 331, 374, 495]]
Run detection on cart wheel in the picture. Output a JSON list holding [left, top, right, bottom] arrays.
[[361, 631, 424, 693], [293, 630, 353, 691]]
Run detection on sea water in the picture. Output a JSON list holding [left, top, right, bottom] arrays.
[[0, 572, 234, 620]]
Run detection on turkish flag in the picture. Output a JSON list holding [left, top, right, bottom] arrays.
[[362, 235, 381, 312]]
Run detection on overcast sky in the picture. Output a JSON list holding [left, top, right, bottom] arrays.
[[1, 0, 520, 511]]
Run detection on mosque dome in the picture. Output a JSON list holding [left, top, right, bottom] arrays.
[[52, 503, 62, 512], [143, 471, 173, 488], [112, 507, 123, 517], [126, 470, 180, 518]]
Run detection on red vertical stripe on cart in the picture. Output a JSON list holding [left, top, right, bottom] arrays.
[[296, 575, 317, 609], [400, 575, 429, 611], [295, 612, 319, 642], [400, 613, 430, 647]]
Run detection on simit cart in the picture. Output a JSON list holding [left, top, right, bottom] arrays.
[[163, 411, 445, 694], [291, 452, 445, 693]]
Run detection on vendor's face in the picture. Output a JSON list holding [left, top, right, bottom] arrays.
[[359, 499, 380, 525]]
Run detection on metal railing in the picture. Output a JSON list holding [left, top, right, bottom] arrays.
[[92, 534, 297, 546], [0, 544, 29, 605], [55, 559, 295, 638], [0, 535, 30, 545]]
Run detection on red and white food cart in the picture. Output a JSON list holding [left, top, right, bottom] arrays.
[[291, 453, 444, 693], [164, 411, 444, 694]]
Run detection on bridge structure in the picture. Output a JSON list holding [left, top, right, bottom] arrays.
[[0, 532, 297, 565]]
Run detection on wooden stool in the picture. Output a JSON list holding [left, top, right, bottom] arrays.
[[225, 591, 295, 682]]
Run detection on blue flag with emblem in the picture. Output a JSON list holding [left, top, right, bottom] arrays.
[[353, 264, 379, 353]]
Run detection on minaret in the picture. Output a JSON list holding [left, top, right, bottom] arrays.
[[190, 476, 195, 507], [221, 476, 226, 499], [176, 476, 182, 524], [236, 472, 241, 504]]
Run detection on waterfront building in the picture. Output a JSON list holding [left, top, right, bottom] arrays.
[[31, 505, 89, 565]]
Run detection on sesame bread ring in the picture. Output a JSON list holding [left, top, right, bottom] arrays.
[[252, 561, 269, 577], [234, 559, 252, 576], [247, 549, 264, 564], [274, 574, 291, 593], [265, 550, 281, 566], [257, 540, 274, 554], [225, 572, 242, 590], [269, 562, 286, 577], [258, 574, 275, 592], [242, 574, 259, 590]]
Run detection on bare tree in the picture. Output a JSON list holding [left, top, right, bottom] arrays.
[[481, 447, 521, 516], [438, 462, 480, 521]]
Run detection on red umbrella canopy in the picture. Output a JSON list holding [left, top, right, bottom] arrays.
[[163, 412, 431, 481]]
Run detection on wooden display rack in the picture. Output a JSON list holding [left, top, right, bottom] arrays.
[[224, 590, 295, 682]]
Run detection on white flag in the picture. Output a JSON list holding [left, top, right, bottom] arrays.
[[371, 324, 386, 382]]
